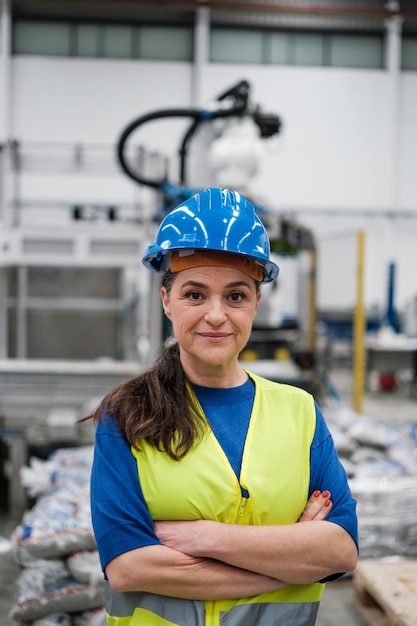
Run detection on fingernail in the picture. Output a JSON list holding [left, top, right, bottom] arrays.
[[322, 490, 330, 498], [324, 500, 331, 507], [313, 490, 321, 498]]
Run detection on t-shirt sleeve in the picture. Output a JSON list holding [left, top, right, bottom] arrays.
[[309, 402, 359, 550], [309, 402, 359, 582], [90, 413, 160, 572]]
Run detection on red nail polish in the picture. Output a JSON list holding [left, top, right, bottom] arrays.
[[322, 490, 330, 498], [313, 490, 320, 498], [324, 500, 331, 507]]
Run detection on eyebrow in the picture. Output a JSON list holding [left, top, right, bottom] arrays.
[[180, 280, 252, 289]]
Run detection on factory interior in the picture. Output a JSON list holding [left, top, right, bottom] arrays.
[[1, 0, 417, 624]]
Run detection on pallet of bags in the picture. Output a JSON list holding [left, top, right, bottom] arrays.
[[9, 446, 106, 623], [323, 404, 417, 560], [11, 482, 96, 561], [10, 550, 104, 622], [350, 476, 417, 560]]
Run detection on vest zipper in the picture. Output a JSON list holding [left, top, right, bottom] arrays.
[[236, 495, 248, 523]]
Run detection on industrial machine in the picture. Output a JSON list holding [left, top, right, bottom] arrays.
[[117, 79, 281, 212]]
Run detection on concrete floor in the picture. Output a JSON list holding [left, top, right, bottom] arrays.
[[1, 363, 416, 625], [317, 578, 368, 626]]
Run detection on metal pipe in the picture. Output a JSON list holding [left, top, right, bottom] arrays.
[[0, 269, 8, 358], [307, 247, 317, 353], [192, 5, 210, 108], [201, 1, 417, 19], [353, 230, 365, 414], [0, 0, 12, 227], [0, 0, 11, 139], [16, 266, 28, 359], [104, 0, 417, 20]]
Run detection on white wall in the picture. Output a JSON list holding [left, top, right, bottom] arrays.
[[399, 74, 417, 208], [3, 55, 417, 316], [9, 57, 195, 207], [203, 64, 394, 210]]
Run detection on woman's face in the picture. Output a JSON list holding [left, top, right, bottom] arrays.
[[161, 266, 261, 381]]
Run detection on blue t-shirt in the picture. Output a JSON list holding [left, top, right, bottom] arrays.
[[91, 378, 358, 574]]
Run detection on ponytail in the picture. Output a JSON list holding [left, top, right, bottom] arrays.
[[87, 340, 204, 460]]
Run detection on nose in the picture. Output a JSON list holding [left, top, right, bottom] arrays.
[[205, 297, 227, 325]]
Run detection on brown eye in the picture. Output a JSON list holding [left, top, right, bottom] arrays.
[[186, 291, 202, 301]]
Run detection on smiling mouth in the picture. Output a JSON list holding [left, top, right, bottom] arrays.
[[199, 332, 230, 340]]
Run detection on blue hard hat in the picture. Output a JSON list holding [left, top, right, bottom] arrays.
[[142, 187, 279, 283]]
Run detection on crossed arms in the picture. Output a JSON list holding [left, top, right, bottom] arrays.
[[105, 490, 358, 600]]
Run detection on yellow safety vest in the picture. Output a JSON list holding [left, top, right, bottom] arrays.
[[106, 373, 325, 625]]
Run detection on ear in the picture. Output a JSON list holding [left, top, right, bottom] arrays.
[[160, 286, 171, 319]]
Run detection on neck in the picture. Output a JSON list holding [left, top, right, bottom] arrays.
[[182, 360, 248, 389]]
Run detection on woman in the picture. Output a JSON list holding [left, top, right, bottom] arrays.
[[90, 187, 358, 625]]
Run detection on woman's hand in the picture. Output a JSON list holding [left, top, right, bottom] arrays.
[[298, 490, 332, 522]]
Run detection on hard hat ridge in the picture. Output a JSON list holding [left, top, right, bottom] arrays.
[[142, 187, 279, 283]]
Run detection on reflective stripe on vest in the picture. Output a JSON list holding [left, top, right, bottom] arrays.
[[106, 584, 321, 626], [106, 373, 324, 625], [105, 583, 205, 625]]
